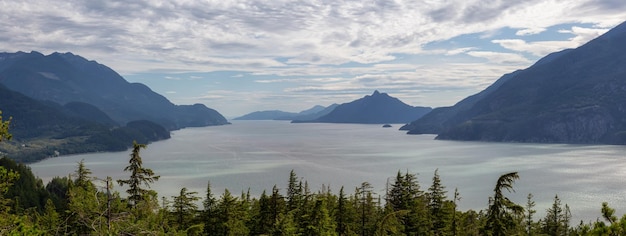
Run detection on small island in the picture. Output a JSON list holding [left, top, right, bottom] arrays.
[[382, 124, 392, 128]]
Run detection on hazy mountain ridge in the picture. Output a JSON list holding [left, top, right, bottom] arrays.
[[0, 51, 229, 130], [234, 104, 339, 121], [297, 91, 432, 124], [234, 110, 300, 120], [406, 21, 626, 144]]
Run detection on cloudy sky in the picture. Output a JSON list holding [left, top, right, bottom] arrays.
[[1, 0, 625, 117]]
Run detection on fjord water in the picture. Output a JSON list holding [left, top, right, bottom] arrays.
[[29, 121, 626, 222]]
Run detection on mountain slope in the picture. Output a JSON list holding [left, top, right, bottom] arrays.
[[0, 51, 228, 130], [0, 85, 169, 162], [408, 21, 626, 144], [302, 91, 432, 124]]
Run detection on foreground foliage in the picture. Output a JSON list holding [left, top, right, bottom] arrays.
[[0, 157, 624, 235]]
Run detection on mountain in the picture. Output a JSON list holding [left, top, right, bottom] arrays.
[[0, 84, 169, 162], [234, 104, 338, 121], [234, 110, 299, 120], [405, 21, 626, 144], [298, 91, 432, 124], [290, 104, 339, 122], [400, 70, 518, 134], [0, 51, 228, 130]]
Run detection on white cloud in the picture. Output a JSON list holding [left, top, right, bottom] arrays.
[[446, 47, 476, 55], [516, 27, 546, 36], [493, 26, 611, 57], [1, 0, 626, 115]]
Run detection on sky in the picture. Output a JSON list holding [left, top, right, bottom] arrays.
[[1, 0, 625, 118]]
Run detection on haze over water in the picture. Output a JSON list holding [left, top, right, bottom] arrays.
[[29, 121, 626, 223]]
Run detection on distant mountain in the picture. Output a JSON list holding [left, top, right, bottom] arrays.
[[234, 110, 300, 120], [405, 21, 626, 144], [297, 91, 432, 124], [234, 104, 338, 121], [0, 51, 228, 130], [290, 104, 339, 122], [0, 84, 169, 162]]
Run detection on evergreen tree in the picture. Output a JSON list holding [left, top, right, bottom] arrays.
[[335, 186, 351, 235], [66, 167, 105, 235], [37, 199, 61, 234], [215, 189, 249, 235], [387, 171, 429, 235], [287, 170, 302, 212], [484, 172, 524, 236], [172, 187, 200, 230], [202, 181, 218, 235], [252, 190, 272, 235], [269, 185, 286, 234], [45, 176, 70, 217], [0, 110, 11, 142], [74, 159, 94, 189], [428, 169, 448, 235], [117, 141, 160, 208], [451, 188, 461, 236], [0, 157, 48, 212], [309, 196, 337, 236], [525, 193, 537, 236], [542, 194, 566, 235]]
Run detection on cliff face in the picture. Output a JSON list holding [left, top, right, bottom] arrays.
[[407, 21, 626, 144]]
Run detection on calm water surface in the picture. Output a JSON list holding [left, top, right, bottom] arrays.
[[29, 121, 626, 223]]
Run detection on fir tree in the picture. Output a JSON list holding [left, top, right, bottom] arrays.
[[117, 141, 160, 208]]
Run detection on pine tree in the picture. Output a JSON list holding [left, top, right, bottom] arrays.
[[117, 141, 160, 208]]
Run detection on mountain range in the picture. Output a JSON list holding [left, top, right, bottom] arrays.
[[0, 51, 228, 162], [234, 104, 338, 121], [0, 51, 228, 130], [295, 91, 432, 124], [402, 21, 626, 144]]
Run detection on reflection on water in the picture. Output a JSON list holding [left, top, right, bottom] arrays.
[[29, 120, 626, 223]]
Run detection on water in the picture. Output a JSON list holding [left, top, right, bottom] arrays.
[[29, 120, 626, 223]]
